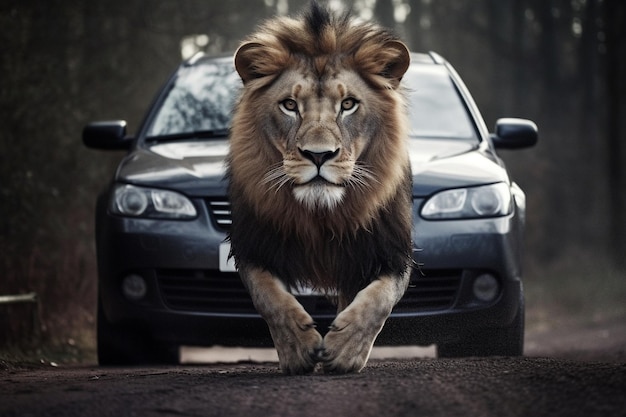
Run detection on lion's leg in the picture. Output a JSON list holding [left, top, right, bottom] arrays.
[[321, 272, 410, 373], [240, 267, 323, 374]]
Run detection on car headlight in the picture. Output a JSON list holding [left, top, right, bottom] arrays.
[[111, 184, 197, 219], [421, 182, 512, 219]]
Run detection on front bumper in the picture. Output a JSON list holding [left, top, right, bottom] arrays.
[[95, 193, 524, 347]]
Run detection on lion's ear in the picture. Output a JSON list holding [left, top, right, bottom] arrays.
[[355, 40, 411, 89], [234, 42, 263, 83], [234, 41, 287, 84], [381, 41, 411, 88]]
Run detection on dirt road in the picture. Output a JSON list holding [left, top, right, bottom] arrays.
[[1, 318, 625, 417]]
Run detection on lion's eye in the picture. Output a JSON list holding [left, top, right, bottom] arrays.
[[280, 99, 298, 114], [340, 98, 359, 116]]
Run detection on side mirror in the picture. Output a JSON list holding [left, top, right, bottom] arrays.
[[491, 118, 538, 149], [82, 120, 133, 150]]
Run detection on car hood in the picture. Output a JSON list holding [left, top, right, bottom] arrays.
[[409, 139, 509, 197], [116, 138, 508, 197], [116, 140, 230, 196]]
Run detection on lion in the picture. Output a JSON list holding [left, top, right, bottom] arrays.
[[227, 2, 413, 374]]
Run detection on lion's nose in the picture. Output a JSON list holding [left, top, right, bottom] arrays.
[[299, 148, 340, 168]]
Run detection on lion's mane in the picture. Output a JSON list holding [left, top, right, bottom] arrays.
[[227, 3, 413, 303]]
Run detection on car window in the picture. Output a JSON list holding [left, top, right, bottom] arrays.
[[146, 59, 477, 142], [147, 60, 242, 137], [404, 65, 477, 141]]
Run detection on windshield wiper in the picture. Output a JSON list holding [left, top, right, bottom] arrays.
[[145, 128, 230, 142]]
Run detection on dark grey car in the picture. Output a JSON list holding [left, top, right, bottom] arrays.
[[84, 52, 537, 365]]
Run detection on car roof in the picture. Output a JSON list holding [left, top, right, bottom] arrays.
[[184, 51, 446, 69]]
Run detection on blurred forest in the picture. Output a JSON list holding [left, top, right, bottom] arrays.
[[1, 0, 625, 357]]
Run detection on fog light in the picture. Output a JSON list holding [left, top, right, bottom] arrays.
[[472, 273, 499, 302], [122, 274, 147, 301]]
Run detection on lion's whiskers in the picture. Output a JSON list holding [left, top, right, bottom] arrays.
[[262, 162, 379, 195], [348, 164, 378, 192], [262, 164, 292, 193]]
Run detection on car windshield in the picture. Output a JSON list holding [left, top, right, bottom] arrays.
[[146, 59, 241, 138], [145, 58, 477, 141], [404, 65, 477, 140]]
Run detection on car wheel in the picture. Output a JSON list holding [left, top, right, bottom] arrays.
[[437, 293, 525, 358], [97, 298, 179, 365]]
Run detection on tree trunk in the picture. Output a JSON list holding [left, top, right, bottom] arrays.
[[605, 0, 626, 268]]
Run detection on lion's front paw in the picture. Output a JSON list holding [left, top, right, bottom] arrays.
[[320, 308, 382, 374], [269, 312, 324, 375]]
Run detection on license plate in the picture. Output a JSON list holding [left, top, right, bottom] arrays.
[[219, 243, 237, 272]]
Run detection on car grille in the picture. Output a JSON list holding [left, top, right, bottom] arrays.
[[157, 269, 255, 314], [395, 269, 461, 312], [206, 199, 232, 232], [156, 268, 460, 315]]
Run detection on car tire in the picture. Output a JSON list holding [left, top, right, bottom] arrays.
[[97, 298, 179, 366], [437, 293, 525, 358]]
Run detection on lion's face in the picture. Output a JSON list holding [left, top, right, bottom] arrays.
[[259, 66, 383, 210]]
